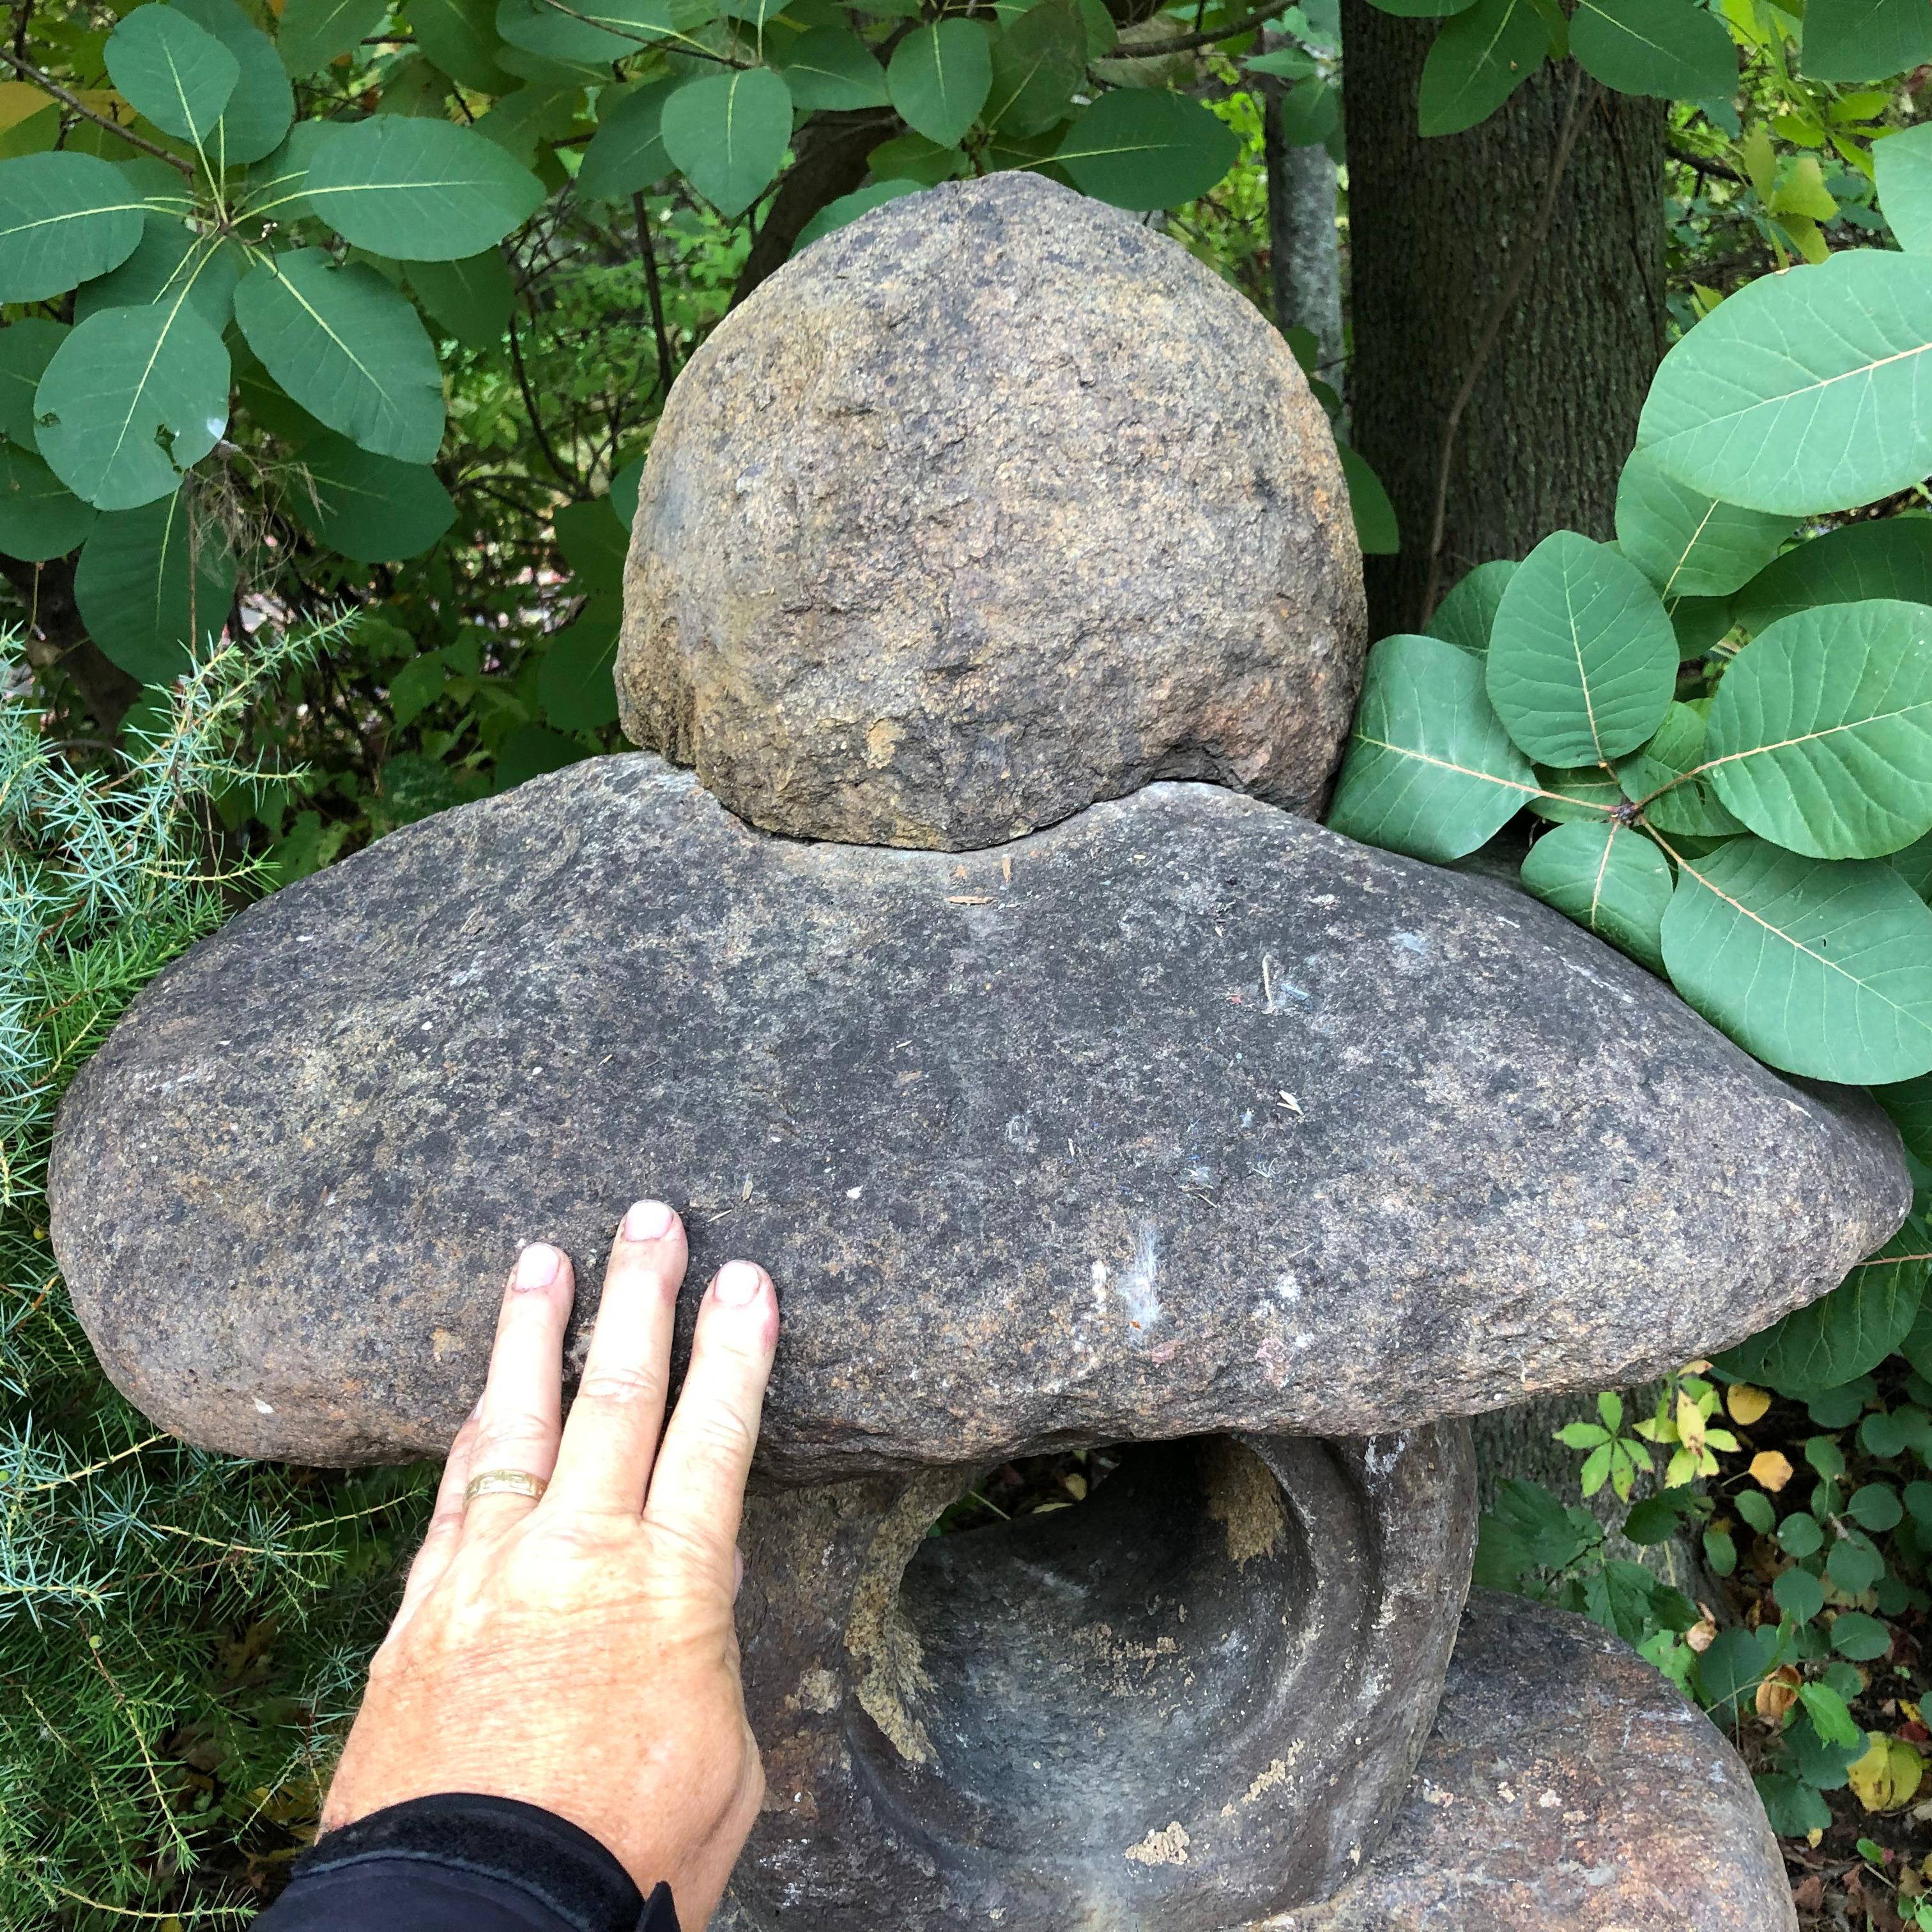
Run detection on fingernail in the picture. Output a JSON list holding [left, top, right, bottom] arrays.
[[515, 1242, 561, 1291], [624, 1199, 674, 1242], [714, 1260, 763, 1307]]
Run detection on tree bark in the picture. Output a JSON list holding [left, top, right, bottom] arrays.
[[1262, 31, 1346, 414], [1341, 9, 1667, 635]]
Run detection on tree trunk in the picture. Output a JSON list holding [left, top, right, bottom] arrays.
[[1341, 10, 1667, 635], [1262, 31, 1346, 415]]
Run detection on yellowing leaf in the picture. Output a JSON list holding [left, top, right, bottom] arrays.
[[0, 81, 51, 134], [1772, 155, 1838, 219], [1728, 1383, 1772, 1425], [1740, 121, 1776, 198], [1847, 1733, 1926, 1813], [1676, 1388, 1708, 1456], [1751, 1449, 1795, 1492]]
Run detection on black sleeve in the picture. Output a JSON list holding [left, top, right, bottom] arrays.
[[257, 1791, 680, 1932]]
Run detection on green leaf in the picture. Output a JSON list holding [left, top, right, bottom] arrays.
[[287, 433, 454, 560], [379, 749, 464, 823], [1798, 1676, 1862, 1744], [537, 601, 620, 729], [1736, 1489, 1775, 1534], [34, 297, 229, 512], [1326, 631, 1539, 862], [1696, 1623, 1776, 1712], [1478, 1478, 1600, 1576], [1418, 0, 1546, 139], [1803, 0, 1932, 80], [1275, 73, 1340, 147], [1614, 448, 1791, 601], [1894, 832, 1932, 901], [299, 117, 544, 261], [778, 26, 891, 111], [1614, 702, 1744, 838], [1519, 820, 1671, 972], [1638, 253, 1932, 518], [577, 77, 677, 199], [105, 5, 240, 143], [659, 67, 793, 218], [233, 248, 444, 463], [1626, 1489, 1698, 1544], [1872, 1073, 1932, 1165], [793, 177, 923, 252], [1717, 1216, 1930, 1395], [1054, 88, 1241, 212], [984, 0, 1082, 134], [1368, 0, 1478, 15], [1337, 442, 1398, 556], [1427, 558, 1516, 655], [404, 248, 512, 351], [1702, 601, 1932, 860], [0, 151, 146, 302], [1776, 1564, 1825, 1623], [0, 318, 66, 448], [1849, 1482, 1903, 1531], [1734, 518, 1932, 636], [409, 0, 513, 91], [1703, 1527, 1737, 1576], [73, 220, 240, 335], [1832, 1610, 1892, 1658], [0, 441, 95, 560], [1876, 122, 1932, 256], [495, 721, 583, 789], [1568, 0, 1735, 99], [493, 0, 681, 64], [1526, 763, 1623, 822], [73, 490, 236, 683], [171, 0, 295, 164], [279, 0, 390, 73], [1660, 838, 1932, 1082], [887, 19, 991, 148], [1487, 530, 1679, 765], [1781, 1512, 1824, 1556]]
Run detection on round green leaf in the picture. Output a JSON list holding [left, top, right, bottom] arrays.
[[984, 0, 1082, 135], [1426, 558, 1516, 656], [660, 68, 793, 220], [793, 177, 923, 253], [1526, 764, 1624, 822], [1639, 252, 1932, 518], [1614, 448, 1792, 600], [74, 221, 240, 332], [0, 441, 95, 559], [1872, 1073, 1932, 1165], [1849, 1482, 1903, 1531], [1779, 1511, 1823, 1557], [576, 77, 676, 201], [1733, 518, 1932, 636], [171, 0, 295, 164], [1703, 601, 1932, 860], [1659, 837, 1932, 1082], [405, 248, 513, 351], [779, 26, 891, 111], [301, 117, 544, 261], [888, 19, 991, 148], [0, 318, 67, 448], [1877, 121, 1932, 256], [1519, 820, 1671, 971], [1569, 0, 1736, 100], [411, 0, 512, 92], [105, 4, 240, 143], [234, 248, 444, 463], [278, 0, 390, 74], [1830, 1610, 1892, 1658], [1418, 0, 1546, 137], [34, 298, 231, 512], [73, 489, 237, 682], [1774, 1565, 1824, 1623], [1326, 631, 1539, 862], [1614, 703, 1744, 838], [537, 605, 620, 730], [1803, 0, 1932, 81], [0, 151, 146, 302], [1054, 88, 1241, 213], [1487, 530, 1680, 765], [496, 0, 712, 65], [288, 433, 455, 560]]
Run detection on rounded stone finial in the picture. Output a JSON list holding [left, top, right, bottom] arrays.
[[615, 172, 1367, 850]]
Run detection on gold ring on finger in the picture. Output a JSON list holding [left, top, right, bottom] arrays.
[[464, 1468, 548, 1506]]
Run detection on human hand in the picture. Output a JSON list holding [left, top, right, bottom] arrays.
[[321, 1202, 779, 1924]]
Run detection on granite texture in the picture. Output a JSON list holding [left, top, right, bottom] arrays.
[[727, 1425, 1476, 1931], [1260, 1589, 1798, 1932], [615, 172, 1365, 850], [48, 755, 1909, 1476]]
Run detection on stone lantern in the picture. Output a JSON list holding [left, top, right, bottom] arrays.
[[50, 175, 1908, 1932]]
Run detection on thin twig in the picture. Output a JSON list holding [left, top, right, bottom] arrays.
[[1119, 0, 1295, 58], [1421, 68, 1597, 621], [0, 45, 197, 178], [632, 190, 675, 404], [507, 308, 582, 491], [1667, 139, 1746, 186]]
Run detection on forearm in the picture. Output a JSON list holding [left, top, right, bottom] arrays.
[[259, 1793, 680, 1932]]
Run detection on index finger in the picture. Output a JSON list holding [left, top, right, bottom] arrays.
[[643, 1260, 779, 1581]]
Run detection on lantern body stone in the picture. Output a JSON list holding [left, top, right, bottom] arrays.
[[615, 172, 1365, 850]]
